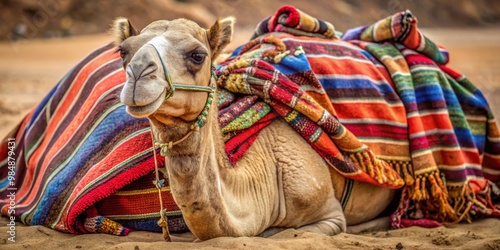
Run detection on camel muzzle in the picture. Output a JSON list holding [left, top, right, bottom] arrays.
[[120, 46, 167, 108]]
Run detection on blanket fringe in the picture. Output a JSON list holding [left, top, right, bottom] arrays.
[[392, 165, 500, 226], [448, 183, 497, 224], [414, 171, 457, 221], [395, 161, 415, 186], [393, 163, 459, 222], [422, 173, 456, 221], [348, 150, 404, 186]]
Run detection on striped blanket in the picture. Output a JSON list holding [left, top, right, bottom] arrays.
[[0, 44, 185, 235], [344, 10, 500, 226], [218, 6, 500, 226], [1, 5, 499, 235]]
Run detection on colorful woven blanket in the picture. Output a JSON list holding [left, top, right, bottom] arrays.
[[344, 10, 500, 227], [217, 6, 500, 227], [0, 44, 186, 235]]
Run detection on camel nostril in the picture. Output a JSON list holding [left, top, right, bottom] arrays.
[[140, 63, 157, 78], [126, 65, 138, 81], [150, 75, 157, 80]]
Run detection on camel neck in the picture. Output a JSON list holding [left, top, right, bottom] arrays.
[[163, 94, 278, 240], [163, 97, 237, 239], [163, 97, 229, 178]]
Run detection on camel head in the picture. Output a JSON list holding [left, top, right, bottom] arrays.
[[113, 17, 234, 126]]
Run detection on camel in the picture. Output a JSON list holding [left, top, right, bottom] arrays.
[[113, 17, 395, 240]]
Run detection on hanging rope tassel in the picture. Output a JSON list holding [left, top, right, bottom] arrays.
[[158, 209, 171, 242], [151, 130, 171, 242]]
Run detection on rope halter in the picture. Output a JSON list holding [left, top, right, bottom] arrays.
[[149, 43, 216, 156], [147, 42, 216, 241]]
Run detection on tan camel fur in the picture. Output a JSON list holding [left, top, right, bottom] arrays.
[[113, 17, 395, 240]]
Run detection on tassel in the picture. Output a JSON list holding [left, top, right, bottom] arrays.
[[451, 185, 473, 223], [378, 162, 388, 184], [394, 162, 402, 178], [239, 36, 287, 59], [452, 193, 466, 213], [372, 153, 388, 184], [448, 186, 462, 199], [349, 152, 404, 186], [363, 152, 373, 172], [402, 163, 414, 185], [420, 175, 428, 200], [351, 152, 366, 173], [157, 215, 171, 242], [413, 177, 422, 201], [408, 170, 458, 221], [428, 173, 443, 198], [363, 151, 381, 183], [273, 50, 290, 63], [386, 161, 398, 182], [349, 154, 362, 171], [432, 172, 456, 221], [262, 50, 278, 60], [358, 152, 374, 178]]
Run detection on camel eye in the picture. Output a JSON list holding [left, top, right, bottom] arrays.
[[190, 52, 206, 64], [116, 47, 127, 59]]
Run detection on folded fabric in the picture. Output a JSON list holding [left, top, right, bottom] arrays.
[[251, 5, 337, 40]]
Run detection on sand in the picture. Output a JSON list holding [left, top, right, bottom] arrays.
[[1, 29, 500, 249], [1, 216, 500, 249]]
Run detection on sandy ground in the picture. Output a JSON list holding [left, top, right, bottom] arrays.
[[1, 216, 500, 250], [0, 28, 500, 249]]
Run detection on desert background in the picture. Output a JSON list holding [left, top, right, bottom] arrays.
[[1, 0, 500, 249]]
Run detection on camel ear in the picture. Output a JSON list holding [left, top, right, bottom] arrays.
[[112, 17, 139, 46], [207, 17, 235, 60]]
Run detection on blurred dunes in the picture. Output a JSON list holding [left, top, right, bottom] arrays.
[[1, 0, 500, 40]]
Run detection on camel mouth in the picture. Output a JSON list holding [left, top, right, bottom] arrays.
[[124, 89, 166, 118]]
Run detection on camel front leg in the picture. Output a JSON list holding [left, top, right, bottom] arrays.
[[297, 197, 347, 236]]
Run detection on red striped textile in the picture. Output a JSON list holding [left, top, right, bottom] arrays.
[[0, 43, 185, 235]]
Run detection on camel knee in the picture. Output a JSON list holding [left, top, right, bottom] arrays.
[[298, 213, 347, 236]]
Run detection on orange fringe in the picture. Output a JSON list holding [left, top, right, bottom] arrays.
[[407, 171, 457, 222], [392, 160, 414, 186], [392, 162, 461, 222], [348, 150, 404, 186], [408, 171, 498, 224], [447, 183, 496, 224]]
